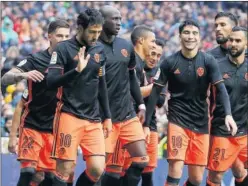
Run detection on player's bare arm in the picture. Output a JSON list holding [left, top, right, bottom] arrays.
[[46, 47, 88, 88], [8, 100, 24, 153], [1, 68, 44, 85]]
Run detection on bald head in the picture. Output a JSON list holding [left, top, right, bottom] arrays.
[[99, 5, 121, 36], [100, 5, 120, 18]]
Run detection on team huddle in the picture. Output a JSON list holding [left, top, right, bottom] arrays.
[[1, 5, 247, 186]]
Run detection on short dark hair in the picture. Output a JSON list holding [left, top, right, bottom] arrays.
[[155, 39, 165, 48], [215, 12, 238, 26], [77, 8, 104, 29], [232, 26, 248, 39], [131, 25, 153, 45], [179, 19, 200, 34], [48, 19, 70, 34]]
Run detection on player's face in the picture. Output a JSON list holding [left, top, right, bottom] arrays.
[[103, 10, 121, 35], [215, 17, 233, 44], [49, 27, 70, 48], [145, 44, 163, 69], [143, 32, 156, 57], [180, 25, 200, 51], [80, 24, 102, 46], [228, 31, 247, 58]]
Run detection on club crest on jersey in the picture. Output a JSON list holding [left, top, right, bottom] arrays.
[[171, 149, 178, 157], [245, 73, 248, 81], [94, 53, 100, 63], [223, 73, 230, 79], [197, 67, 204, 77], [73, 55, 79, 61], [121, 49, 128, 57], [50, 52, 57, 64], [17, 59, 27, 67]]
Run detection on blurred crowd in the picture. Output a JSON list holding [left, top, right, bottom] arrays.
[[1, 1, 247, 140]]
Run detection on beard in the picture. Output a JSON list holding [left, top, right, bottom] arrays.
[[216, 36, 229, 44], [228, 47, 245, 58]]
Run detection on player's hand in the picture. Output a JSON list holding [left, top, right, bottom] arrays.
[[225, 115, 237, 136], [143, 127, 150, 144], [75, 46, 90, 72], [137, 104, 146, 124], [22, 70, 44, 82], [8, 136, 18, 154], [103, 119, 112, 138]]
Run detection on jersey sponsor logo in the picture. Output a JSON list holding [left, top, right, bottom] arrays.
[[174, 68, 180, 74], [121, 49, 128, 57], [197, 67, 204, 77], [223, 73, 230, 79], [94, 53, 100, 63], [245, 73, 248, 81], [50, 52, 57, 64], [17, 59, 27, 67]]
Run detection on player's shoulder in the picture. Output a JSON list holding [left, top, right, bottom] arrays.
[[218, 56, 229, 67], [115, 37, 133, 50], [18, 51, 40, 65], [207, 46, 219, 55], [199, 50, 216, 62], [162, 51, 179, 64], [55, 38, 74, 51], [115, 37, 130, 44], [89, 41, 105, 54], [32, 49, 50, 60]]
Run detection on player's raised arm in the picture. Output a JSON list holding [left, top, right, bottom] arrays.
[[144, 59, 168, 127], [46, 46, 87, 88]]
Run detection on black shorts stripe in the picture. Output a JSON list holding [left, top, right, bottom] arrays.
[[51, 101, 63, 157], [113, 139, 121, 164]]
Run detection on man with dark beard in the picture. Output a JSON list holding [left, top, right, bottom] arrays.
[[75, 5, 148, 186], [206, 27, 248, 186], [208, 12, 238, 60], [46, 9, 112, 186]]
